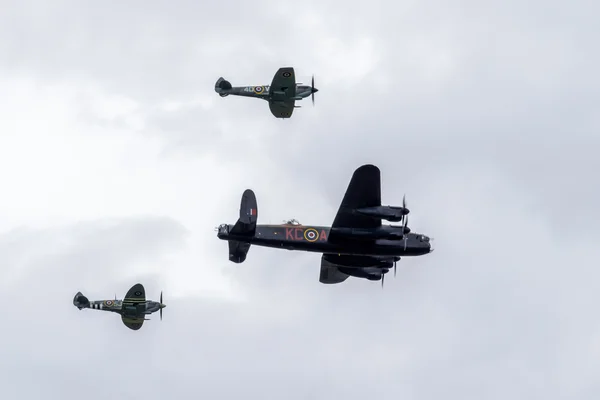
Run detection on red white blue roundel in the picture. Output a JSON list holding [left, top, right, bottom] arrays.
[[253, 86, 264, 94], [105, 300, 113, 306], [304, 228, 319, 242]]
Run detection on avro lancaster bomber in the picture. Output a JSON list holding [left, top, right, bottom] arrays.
[[217, 164, 433, 286]]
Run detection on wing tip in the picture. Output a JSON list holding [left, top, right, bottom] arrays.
[[354, 164, 380, 175]]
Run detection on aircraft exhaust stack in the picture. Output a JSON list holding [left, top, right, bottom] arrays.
[[329, 226, 410, 240], [354, 206, 409, 222]]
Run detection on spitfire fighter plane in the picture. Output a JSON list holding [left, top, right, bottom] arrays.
[[214, 67, 318, 118], [216, 164, 433, 286], [73, 283, 166, 330]]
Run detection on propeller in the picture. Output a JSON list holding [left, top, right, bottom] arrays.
[[160, 291, 163, 321], [381, 271, 385, 288], [402, 194, 409, 250], [403, 214, 409, 251], [311, 75, 317, 106], [394, 260, 397, 277]]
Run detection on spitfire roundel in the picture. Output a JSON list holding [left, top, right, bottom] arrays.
[[304, 228, 319, 242], [282, 71, 291, 77], [253, 86, 264, 94], [134, 291, 142, 296], [104, 300, 113, 306]]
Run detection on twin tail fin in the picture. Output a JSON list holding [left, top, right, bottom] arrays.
[[228, 189, 257, 263]]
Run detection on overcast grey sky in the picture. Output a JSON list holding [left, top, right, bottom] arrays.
[[0, 0, 598, 398]]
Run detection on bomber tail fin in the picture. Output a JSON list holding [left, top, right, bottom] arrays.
[[228, 189, 258, 263], [230, 189, 257, 235], [73, 292, 90, 310], [215, 77, 233, 97]]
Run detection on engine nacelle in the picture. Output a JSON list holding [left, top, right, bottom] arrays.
[[354, 206, 409, 222], [339, 266, 390, 280], [330, 226, 410, 240]]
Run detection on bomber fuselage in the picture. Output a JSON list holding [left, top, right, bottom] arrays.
[[217, 224, 432, 256]]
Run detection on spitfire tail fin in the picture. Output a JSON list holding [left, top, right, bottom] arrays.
[[215, 77, 232, 97], [227, 189, 258, 263], [73, 292, 90, 310]]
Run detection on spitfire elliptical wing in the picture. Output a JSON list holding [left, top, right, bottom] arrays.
[[268, 67, 296, 118], [121, 316, 144, 331], [123, 283, 146, 304]]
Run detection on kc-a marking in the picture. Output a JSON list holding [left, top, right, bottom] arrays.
[[285, 227, 327, 242]]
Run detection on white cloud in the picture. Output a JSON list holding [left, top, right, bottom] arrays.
[[0, 0, 599, 398]]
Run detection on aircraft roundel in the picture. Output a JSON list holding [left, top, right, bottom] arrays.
[[283, 71, 291, 77], [304, 228, 319, 242], [134, 291, 142, 296], [253, 86, 264, 94], [105, 300, 113, 306]]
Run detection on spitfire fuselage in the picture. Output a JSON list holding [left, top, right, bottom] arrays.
[[82, 299, 163, 315], [217, 224, 431, 256], [222, 85, 314, 101]]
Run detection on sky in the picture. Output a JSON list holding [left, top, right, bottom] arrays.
[[0, 0, 599, 398]]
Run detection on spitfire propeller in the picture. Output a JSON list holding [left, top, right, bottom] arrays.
[[311, 75, 317, 105], [160, 291, 164, 321]]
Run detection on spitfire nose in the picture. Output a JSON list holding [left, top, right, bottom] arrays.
[[160, 304, 166, 308]]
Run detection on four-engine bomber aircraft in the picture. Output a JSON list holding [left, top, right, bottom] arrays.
[[72, 283, 166, 330], [214, 67, 318, 118], [217, 164, 433, 286]]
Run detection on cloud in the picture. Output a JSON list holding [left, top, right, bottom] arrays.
[[0, 0, 599, 398]]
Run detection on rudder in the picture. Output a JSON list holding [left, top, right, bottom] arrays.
[[230, 189, 257, 235], [215, 77, 232, 97], [227, 189, 257, 263], [73, 292, 90, 309]]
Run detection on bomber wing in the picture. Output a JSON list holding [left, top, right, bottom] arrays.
[[319, 254, 394, 284], [319, 255, 350, 284], [328, 164, 382, 242]]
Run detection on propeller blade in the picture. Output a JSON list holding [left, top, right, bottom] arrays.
[[160, 291, 163, 321], [381, 272, 384, 288], [403, 215, 408, 250], [311, 74, 315, 106], [394, 261, 397, 277]]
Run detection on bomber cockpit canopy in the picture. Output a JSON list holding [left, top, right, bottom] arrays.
[[419, 235, 430, 242], [285, 219, 301, 225], [218, 224, 229, 234]]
